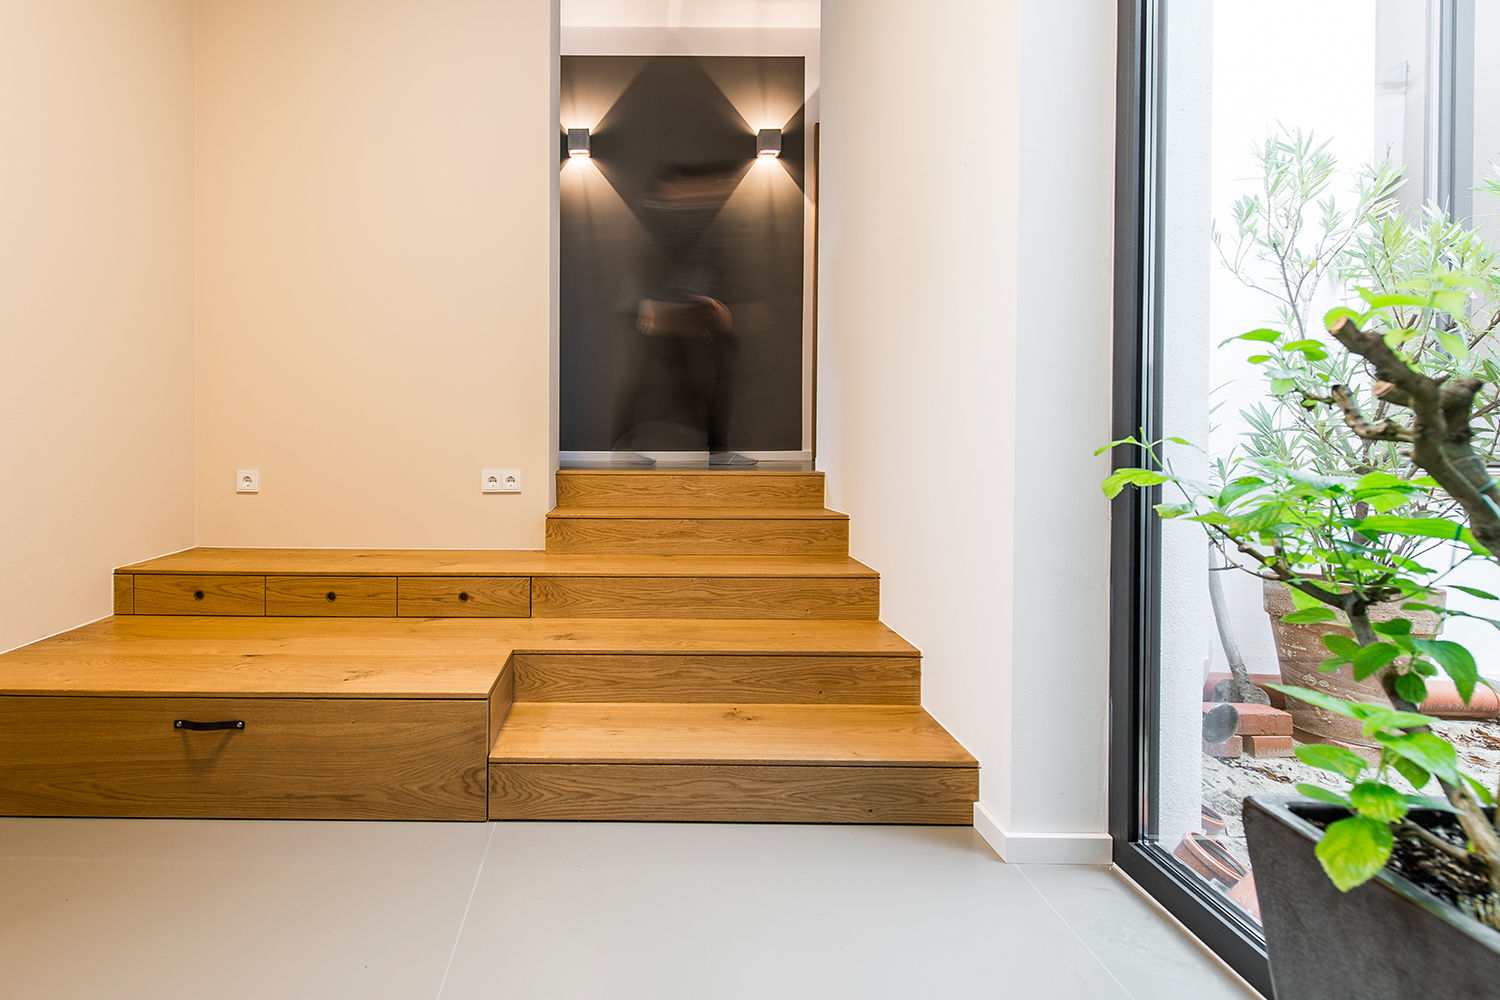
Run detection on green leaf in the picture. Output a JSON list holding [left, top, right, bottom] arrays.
[[1271, 377, 1298, 396], [1436, 330, 1471, 362], [1322, 634, 1362, 659], [1320, 656, 1348, 673], [1154, 502, 1192, 519], [1350, 781, 1410, 823], [1247, 354, 1273, 364], [1283, 608, 1339, 624], [1284, 338, 1329, 360], [1373, 618, 1413, 637], [1351, 643, 1400, 681], [1273, 685, 1362, 719], [1102, 468, 1168, 499], [1296, 744, 1368, 782], [1358, 515, 1484, 552], [1391, 755, 1430, 790], [1393, 672, 1429, 705], [1325, 306, 1362, 330], [1239, 328, 1283, 343], [1358, 288, 1433, 309], [1296, 783, 1352, 807], [1411, 639, 1478, 703], [1377, 732, 1460, 784], [1465, 774, 1497, 808], [1316, 816, 1394, 892], [1450, 585, 1500, 601]]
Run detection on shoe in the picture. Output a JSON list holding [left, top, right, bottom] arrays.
[[709, 451, 758, 467], [618, 452, 656, 466]]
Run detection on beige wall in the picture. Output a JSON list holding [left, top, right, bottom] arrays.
[[195, 0, 558, 548], [0, 0, 197, 652], [818, 0, 1115, 863]]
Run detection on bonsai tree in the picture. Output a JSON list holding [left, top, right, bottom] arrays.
[[1106, 274, 1500, 928]]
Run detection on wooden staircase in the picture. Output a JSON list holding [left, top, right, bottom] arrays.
[[499, 470, 974, 822], [0, 470, 976, 824]]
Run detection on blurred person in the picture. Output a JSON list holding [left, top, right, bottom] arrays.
[[613, 162, 758, 467]]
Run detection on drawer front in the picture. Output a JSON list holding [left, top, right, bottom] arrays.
[[398, 577, 530, 617], [0, 695, 488, 820], [266, 576, 397, 616], [133, 575, 266, 615]]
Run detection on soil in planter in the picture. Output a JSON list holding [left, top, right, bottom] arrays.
[[1305, 810, 1500, 930]]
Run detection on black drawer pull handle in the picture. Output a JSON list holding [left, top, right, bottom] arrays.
[[193, 590, 205, 600], [325, 591, 337, 601], [175, 720, 245, 732], [458, 591, 470, 602]]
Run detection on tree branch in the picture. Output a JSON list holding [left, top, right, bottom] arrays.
[[1328, 385, 1415, 442]]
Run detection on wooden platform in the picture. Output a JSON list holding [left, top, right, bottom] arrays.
[[3, 469, 977, 824]]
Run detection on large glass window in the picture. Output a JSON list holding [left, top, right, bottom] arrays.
[[1112, 1, 1500, 988]]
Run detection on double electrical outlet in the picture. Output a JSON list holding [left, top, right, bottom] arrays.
[[482, 469, 522, 493]]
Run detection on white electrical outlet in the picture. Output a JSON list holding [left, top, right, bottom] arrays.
[[481, 469, 521, 494], [236, 470, 260, 494]]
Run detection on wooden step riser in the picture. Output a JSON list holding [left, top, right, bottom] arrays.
[[529, 577, 879, 620], [511, 653, 920, 704], [488, 763, 977, 823], [556, 472, 825, 508], [545, 516, 848, 555]]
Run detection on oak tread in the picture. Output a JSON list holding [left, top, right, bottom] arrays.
[[547, 506, 847, 520], [488, 703, 976, 767], [0, 617, 918, 698], [117, 548, 876, 579]]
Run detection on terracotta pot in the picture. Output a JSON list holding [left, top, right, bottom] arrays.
[[1245, 796, 1500, 1000], [1263, 580, 1444, 750]]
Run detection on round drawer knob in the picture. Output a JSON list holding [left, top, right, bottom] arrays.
[[325, 591, 337, 602], [458, 591, 471, 602], [193, 590, 205, 601]]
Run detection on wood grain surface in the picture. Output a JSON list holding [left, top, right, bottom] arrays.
[[555, 470, 825, 508], [511, 653, 920, 704], [545, 513, 848, 555], [530, 577, 879, 619], [266, 576, 397, 617], [488, 703, 975, 766], [119, 548, 876, 579], [133, 575, 265, 616], [113, 575, 133, 615], [488, 763, 976, 823], [397, 576, 530, 617], [0, 695, 488, 820]]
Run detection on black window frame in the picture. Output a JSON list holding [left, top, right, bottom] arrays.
[[1109, 3, 1477, 994]]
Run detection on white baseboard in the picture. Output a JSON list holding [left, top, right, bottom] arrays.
[[973, 802, 1114, 865], [560, 451, 811, 464]]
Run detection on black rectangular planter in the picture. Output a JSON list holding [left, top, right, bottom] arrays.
[[1243, 795, 1500, 999]]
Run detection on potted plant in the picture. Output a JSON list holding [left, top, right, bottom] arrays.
[[1209, 130, 1500, 739], [1105, 275, 1500, 996]]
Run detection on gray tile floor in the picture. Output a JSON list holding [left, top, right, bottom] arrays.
[[0, 819, 1261, 1000]]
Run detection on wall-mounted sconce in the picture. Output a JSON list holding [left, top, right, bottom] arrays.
[[756, 128, 782, 158], [567, 128, 591, 158]]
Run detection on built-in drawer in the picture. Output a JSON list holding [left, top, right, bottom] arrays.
[[266, 576, 397, 616], [397, 577, 530, 617], [133, 575, 266, 615], [0, 695, 489, 820]]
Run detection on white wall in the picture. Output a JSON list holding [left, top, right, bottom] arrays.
[[195, 0, 558, 549], [0, 0, 197, 652], [818, 0, 1115, 863]]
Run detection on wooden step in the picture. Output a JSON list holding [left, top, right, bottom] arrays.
[[529, 575, 877, 619], [556, 470, 825, 509], [115, 549, 880, 621], [511, 652, 920, 704], [487, 702, 976, 823], [545, 506, 849, 555]]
